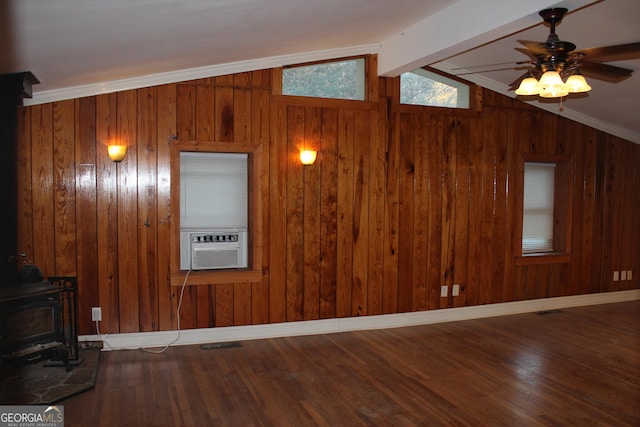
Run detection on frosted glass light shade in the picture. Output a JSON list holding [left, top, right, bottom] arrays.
[[538, 71, 564, 89], [107, 145, 127, 162], [564, 74, 592, 93], [538, 70, 568, 98], [300, 150, 317, 165], [515, 77, 541, 95]]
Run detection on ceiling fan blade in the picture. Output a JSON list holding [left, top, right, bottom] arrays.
[[515, 47, 539, 62], [578, 61, 633, 83], [517, 40, 550, 56], [574, 42, 640, 62]]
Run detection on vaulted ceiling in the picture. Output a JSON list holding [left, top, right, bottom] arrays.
[[2, 0, 639, 142]]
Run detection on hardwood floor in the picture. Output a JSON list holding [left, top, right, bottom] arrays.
[[63, 301, 640, 426]]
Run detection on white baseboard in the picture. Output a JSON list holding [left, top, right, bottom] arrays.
[[80, 289, 640, 351]]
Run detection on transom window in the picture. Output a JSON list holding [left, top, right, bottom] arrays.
[[400, 68, 469, 108], [282, 58, 365, 100]]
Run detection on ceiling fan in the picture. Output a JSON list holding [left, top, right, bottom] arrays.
[[509, 7, 640, 98]]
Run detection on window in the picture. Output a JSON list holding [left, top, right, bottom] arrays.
[[400, 68, 469, 108], [179, 152, 248, 230], [170, 141, 263, 285], [282, 58, 365, 100], [522, 162, 555, 253], [517, 155, 573, 263]]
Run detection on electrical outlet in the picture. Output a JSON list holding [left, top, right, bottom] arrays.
[[628, 270, 633, 280], [452, 284, 460, 296], [92, 307, 102, 322], [440, 285, 448, 298], [621, 270, 627, 281], [613, 271, 619, 281]]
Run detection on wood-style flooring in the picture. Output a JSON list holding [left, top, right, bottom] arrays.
[[63, 300, 640, 426]]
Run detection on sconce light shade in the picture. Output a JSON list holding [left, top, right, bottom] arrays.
[[300, 150, 317, 165], [108, 145, 127, 162]]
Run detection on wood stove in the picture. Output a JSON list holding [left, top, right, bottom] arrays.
[[0, 277, 79, 371]]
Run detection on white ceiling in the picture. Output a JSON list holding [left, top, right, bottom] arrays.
[[2, 0, 639, 143]]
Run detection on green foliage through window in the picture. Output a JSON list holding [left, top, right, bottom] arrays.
[[283, 58, 365, 100]]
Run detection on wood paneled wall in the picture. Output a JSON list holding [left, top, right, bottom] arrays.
[[15, 65, 640, 335]]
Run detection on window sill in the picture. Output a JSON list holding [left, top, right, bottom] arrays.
[[171, 269, 262, 286], [516, 253, 570, 266]]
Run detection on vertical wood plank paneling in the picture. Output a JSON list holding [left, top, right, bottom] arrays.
[[14, 69, 640, 337], [412, 113, 429, 312], [453, 117, 470, 308], [177, 84, 196, 140], [367, 102, 385, 316], [286, 105, 305, 321], [156, 84, 177, 331], [215, 75, 234, 142], [95, 93, 120, 333], [490, 109, 509, 303], [618, 139, 634, 291], [137, 87, 159, 332], [466, 117, 483, 306], [53, 100, 77, 275], [382, 106, 399, 314], [426, 115, 443, 310], [302, 106, 321, 320], [234, 72, 252, 142], [74, 97, 98, 334], [269, 101, 287, 323], [319, 107, 339, 319], [233, 72, 254, 325], [578, 127, 597, 294], [397, 112, 415, 312], [116, 90, 140, 333], [501, 112, 518, 303], [440, 117, 457, 309], [31, 104, 56, 276], [351, 109, 370, 316], [196, 81, 215, 140], [602, 134, 618, 291], [250, 73, 271, 325], [336, 109, 355, 318]]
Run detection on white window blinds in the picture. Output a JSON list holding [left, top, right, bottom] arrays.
[[180, 152, 248, 230], [522, 162, 555, 254]]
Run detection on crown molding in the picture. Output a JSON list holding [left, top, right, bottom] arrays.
[[23, 44, 380, 106]]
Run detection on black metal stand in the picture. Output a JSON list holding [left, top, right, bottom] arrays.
[[47, 277, 82, 369]]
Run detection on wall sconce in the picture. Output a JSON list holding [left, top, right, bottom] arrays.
[[107, 145, 127, 162], [300, 150, 317, 165]]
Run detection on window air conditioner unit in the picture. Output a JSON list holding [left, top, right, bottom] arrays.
[[180, 230, 248, 270]]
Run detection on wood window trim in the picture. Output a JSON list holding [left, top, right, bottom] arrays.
[[169, 140, 263, 286], [514, 152, 573, 265]]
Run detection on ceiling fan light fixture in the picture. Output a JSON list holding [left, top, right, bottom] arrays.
[[538, 70, 564, 90], [515, 76, 542, 95], [564, 73, 592, 93], [539, 86, 569, 98]]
